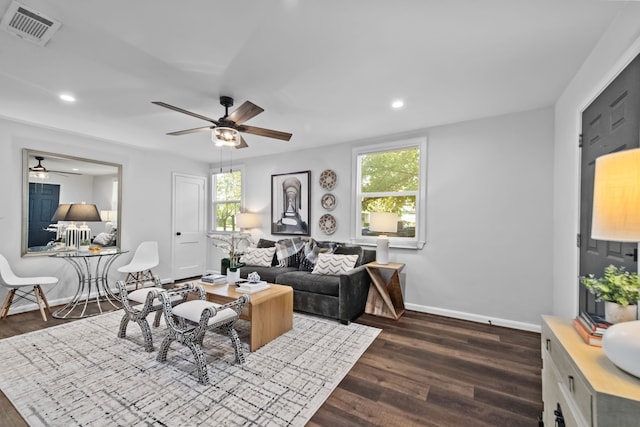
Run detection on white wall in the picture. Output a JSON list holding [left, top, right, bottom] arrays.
[[553, 4, 640, 319], [223, 107, 554, 330], [0, 118, 209, 311]]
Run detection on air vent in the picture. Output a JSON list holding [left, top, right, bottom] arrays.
[[0, 1, 61, 46]]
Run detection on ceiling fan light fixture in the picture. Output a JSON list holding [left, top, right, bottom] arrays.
[[29, 156, 49, 179], [213, 127, 241, 147]]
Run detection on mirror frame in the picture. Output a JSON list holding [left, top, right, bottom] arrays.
[[22, 149, 123, 257]]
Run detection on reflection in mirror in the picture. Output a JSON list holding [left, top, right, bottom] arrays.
[[22, 149, 122, 256]]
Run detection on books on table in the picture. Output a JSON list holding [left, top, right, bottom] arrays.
[[236, 281, 270, 294], [573, 311, 612, 347], [201, 274, 227, 285]]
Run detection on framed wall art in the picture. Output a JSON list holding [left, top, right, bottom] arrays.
[[271, 170, 311, 236]]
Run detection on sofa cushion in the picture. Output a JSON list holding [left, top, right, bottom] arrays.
[[240, 266, 297, 284], [256, 238, 278, 266], [239, 247, 276, 267], [312, 253, 358, 275], [334, 245, 364, 266], [299, 239, 338, 271], [276, 271, 340, 297]]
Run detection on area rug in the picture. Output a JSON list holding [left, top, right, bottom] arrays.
[[0, 310, 380, 426]]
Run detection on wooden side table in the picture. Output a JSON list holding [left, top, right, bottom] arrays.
[[364, 262, 405, 320]]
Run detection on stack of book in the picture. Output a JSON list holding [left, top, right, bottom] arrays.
[[237, 281, 269, 294], [200, 274, 227, 285], [572, 311, 612, 347]]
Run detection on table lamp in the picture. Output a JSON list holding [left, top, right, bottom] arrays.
[[100, 210, 117, 233], [369, 212, 398, 264], [64, 203, 102, 248], [235, 212, 260, 231], [590, 148, 640, 378]]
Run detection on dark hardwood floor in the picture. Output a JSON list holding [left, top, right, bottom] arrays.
[[0, 306, 542, 427]]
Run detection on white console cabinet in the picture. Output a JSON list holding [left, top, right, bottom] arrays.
[[542, 316, 640, 426]]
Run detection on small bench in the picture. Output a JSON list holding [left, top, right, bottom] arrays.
[[156, 286, 248, 385], [117, 278, 193, 351]]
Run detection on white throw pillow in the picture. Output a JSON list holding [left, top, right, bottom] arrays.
[[312, 253, 358, 275], [93, 232, 113, 246], [239, 247, 276, 267]]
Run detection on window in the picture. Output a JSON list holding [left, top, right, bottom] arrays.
[[211, 167, 243, 233], [352, 137, 427, 249]]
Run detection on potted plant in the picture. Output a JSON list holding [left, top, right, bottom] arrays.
[[79, 239, 91, 252], [581, 264, 640, 323], [209, 233, 251, 284]]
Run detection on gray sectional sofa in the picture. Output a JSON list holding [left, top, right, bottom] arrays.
[[221, 239, 375, 324]]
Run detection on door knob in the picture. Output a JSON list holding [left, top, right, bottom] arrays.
[[176, 232, 181, 236]]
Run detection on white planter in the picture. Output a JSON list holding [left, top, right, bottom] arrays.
[[227, 269, 240, 285], [604, 301, 637, 324]]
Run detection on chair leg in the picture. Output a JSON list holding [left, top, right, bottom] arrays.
[[136, 318, 154, 352], [1, 289, 16, 319], [157, 334, 174, 362], [186, 340, 209, 385], [34, 285, 49, 321], [36, 285, 51, 311], [118, 313, 130, 338], [221, 323, 245, 364], [153, 310, 162, 328]]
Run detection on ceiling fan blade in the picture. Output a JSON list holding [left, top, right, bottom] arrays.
[[152, 101, 219, 124], [50, 170, 81, 175], [227, 101, 264, 125], [240, 125, 292, 141], [235, 136, 249, 149], [166, 126, 213, 136]]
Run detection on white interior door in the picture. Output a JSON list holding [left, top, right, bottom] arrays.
[[172, 173, 206, 280]]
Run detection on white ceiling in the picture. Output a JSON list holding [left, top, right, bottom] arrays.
[[0, 0, 631, 162]]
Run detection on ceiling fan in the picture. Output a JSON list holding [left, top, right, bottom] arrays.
[[152, 96, 292, 149], [29, 156, 80, 178]]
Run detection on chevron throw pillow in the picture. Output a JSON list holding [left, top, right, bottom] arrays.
[[311, 253, 358, 275], [239, 247, 277, 267]]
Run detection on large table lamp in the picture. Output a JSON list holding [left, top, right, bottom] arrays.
[[369, 212, 398, 264], [590, 148, 640, 378], [63, 203, 102, 248]]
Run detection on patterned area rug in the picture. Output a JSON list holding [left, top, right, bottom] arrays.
[[0, 310, 379, 426]]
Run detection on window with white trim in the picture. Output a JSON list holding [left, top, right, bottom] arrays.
[[352, 137, 427, 249], [211, 167, 243, 233]]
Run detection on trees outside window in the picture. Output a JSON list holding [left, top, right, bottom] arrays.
[[212, 169, 242, 232], [352, 138, 426, 249]]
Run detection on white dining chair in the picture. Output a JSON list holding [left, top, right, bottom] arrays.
[[117, 241, 159, 289], [0, 254, 58, 321]]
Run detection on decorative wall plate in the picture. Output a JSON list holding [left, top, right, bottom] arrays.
[[321, 193, 336, 211], [319, 169, 337, 190], [319, 213, 337, 235]]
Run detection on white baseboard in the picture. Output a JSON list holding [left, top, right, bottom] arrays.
[[404, 302, 541, 333]]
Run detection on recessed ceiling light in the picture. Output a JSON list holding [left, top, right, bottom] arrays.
[[59, 93, 76, 102], [391, 100, 404, 109]]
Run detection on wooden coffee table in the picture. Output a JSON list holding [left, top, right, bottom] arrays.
[[198, 281, 293, 351]]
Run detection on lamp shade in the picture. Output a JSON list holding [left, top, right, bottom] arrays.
[[591, 148, 640, 241], [51, 203, 71, 222], [369, 212, 398, 234], [236, 212, 260, 229], [100, 210, 117, 222], [64, 204, 102, 222]]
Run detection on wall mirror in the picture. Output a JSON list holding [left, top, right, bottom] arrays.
[[22, 149, 122, 256]]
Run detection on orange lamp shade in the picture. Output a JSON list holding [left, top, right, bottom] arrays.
[[591, 148, 640, 242]]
